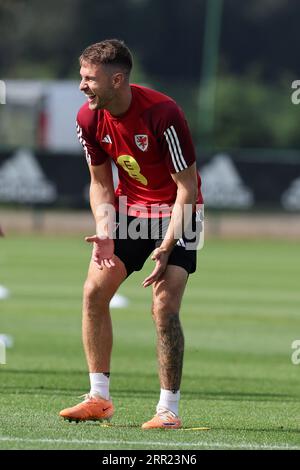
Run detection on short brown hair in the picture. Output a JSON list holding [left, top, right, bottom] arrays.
[[79, 39, 133, 76]]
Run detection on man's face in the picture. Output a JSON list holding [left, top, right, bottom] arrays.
[[79, 61, 116, 111]]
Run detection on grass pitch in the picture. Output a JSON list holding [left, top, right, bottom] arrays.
[[0, 235, 300, 450]]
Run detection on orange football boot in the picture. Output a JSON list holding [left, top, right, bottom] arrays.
[[59, 393, 114, 423], [142, 409, 182, 429]]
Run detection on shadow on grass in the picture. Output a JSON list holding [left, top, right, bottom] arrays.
[[1, 369, 300, 403], [0, 385, 299, 403]]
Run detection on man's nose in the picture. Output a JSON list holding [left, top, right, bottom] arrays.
[[79, 79, 87, 91]]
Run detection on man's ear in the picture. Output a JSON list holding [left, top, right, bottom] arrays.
[[112, 72, 125, 88]]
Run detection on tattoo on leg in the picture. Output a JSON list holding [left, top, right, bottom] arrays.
[[156, 313, 184, 391]]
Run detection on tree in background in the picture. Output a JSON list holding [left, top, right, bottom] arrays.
[[1, 0, 300, 149]]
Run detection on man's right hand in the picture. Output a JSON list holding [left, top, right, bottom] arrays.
[[0, 225, 4, 237], [85, 235, 115, 270]]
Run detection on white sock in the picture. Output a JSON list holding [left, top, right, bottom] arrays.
[[157, 389, 180, 416], [89, 373, 110, 400]]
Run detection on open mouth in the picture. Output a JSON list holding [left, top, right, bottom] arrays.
[[85, 94, 96, 103]]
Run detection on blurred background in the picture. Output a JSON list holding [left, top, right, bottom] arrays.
[[0, 0, 300, 235]]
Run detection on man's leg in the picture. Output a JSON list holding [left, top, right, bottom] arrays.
[[82, 255, 127, 373], [59, 254, 127, 422], [152, 265, 187, 391], [142, 265, 188, 429]]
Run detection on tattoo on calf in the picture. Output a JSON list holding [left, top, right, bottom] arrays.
[[156, 313, 184, 391]]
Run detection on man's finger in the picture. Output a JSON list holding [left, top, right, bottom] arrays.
[[85, 235, 98, 243], [142, 274, 159, 288], [103, 258, 114, 268], [142, 263, 162, 288]]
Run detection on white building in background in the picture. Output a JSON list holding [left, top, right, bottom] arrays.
[[0, 80, 85, 152]]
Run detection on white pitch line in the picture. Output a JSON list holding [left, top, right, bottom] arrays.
[[0, 437, 299, 450]]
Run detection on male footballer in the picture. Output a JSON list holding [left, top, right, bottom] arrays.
[[60, 39, 203, 429]]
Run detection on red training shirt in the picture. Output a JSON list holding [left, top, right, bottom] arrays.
[[76, 84, 203, 217]]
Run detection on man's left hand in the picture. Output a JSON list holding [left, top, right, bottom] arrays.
[[142, 247, 170, 288]]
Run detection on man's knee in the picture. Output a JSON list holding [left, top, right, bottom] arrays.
[[152, 291, 181, 323], [83, 279, 111, 311]]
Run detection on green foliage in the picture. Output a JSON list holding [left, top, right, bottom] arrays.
[[1, 0, 300, 149], [152, 75, 300, 150], [201, 75, 300, 149]]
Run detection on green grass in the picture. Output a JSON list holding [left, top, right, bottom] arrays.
[[0, 235, 300, 450]]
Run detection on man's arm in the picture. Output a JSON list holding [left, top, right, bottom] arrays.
[[85, 160, 116, 269], [76, 106, 117, 269], [142, 163, 198, 287], [88, 160, 115, 235], [159, 163, 198, 252]]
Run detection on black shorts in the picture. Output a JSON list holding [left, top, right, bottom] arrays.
[[113, 210, 203, 277]]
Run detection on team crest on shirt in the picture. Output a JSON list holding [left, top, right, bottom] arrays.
[[134, 134, 148, 152]]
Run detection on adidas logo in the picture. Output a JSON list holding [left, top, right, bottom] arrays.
[[101, 134, 112, 144], [201, 154, 254, 208], [0, 149, 57, 203], [282, 177, 300, 210]]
